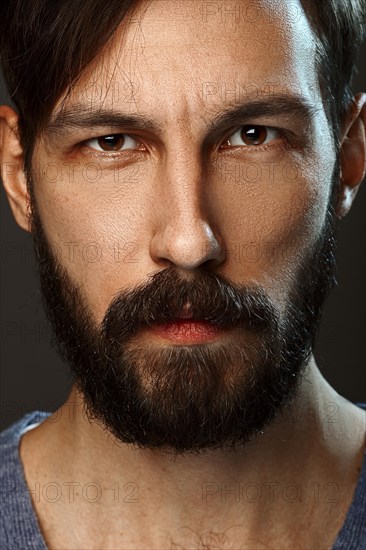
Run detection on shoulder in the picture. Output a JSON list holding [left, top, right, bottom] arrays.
[[0, 411, 52, 548], [0, 410, 52, 491], [332, 402, 366, 549], [0, 410, 51, 444]]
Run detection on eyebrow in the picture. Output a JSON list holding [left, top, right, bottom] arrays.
[[43, 94, 320, 142]]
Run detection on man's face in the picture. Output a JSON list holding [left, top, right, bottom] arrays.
[[27, 0, 338, 453]]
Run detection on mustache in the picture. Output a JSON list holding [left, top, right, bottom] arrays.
[[101, 266, 278, 341]]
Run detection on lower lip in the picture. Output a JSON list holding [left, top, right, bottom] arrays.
[[149, 320, 222, 344]]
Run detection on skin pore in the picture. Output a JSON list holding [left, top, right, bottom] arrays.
[[1, 0, 366, 548]]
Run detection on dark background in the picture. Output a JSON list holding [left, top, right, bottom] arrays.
[[1, 42, 365, 432]]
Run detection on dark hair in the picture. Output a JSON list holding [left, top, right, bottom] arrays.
[[0, 0, 139, 171], [300, 0, 366, 146], [0, 0, 365, 172]]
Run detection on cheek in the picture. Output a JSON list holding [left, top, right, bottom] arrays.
[[31, 157, 154, 324], [209, 151, 331, 291]]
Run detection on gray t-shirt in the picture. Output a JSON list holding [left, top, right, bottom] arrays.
[[1, 406, 365, 549]]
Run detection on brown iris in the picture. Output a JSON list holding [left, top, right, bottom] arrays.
[[97, 135, 125, 151], [240, 126, 268, 145]]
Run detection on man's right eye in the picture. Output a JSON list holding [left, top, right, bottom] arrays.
[[84, 134, 141, 152]]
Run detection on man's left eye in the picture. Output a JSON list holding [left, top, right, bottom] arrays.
[[221, 125, 280, 148], [84, 134, 139, 152]]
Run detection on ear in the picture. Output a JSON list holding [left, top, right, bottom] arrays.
[[336, 92, 366, 218], [0, 106, 32, 232]]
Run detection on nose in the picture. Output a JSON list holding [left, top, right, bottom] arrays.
[[149, 149, 226, 271]]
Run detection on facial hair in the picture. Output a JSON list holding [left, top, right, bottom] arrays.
[[26, 169, 338, 456]]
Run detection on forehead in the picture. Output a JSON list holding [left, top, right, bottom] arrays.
[[57, 0, 318, 116]]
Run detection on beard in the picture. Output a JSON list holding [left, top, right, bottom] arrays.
[[26, 169, 338, 456]]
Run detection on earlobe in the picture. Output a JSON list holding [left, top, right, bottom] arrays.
[[0, 106, 32, 232], [336, 93, 366, 218]]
